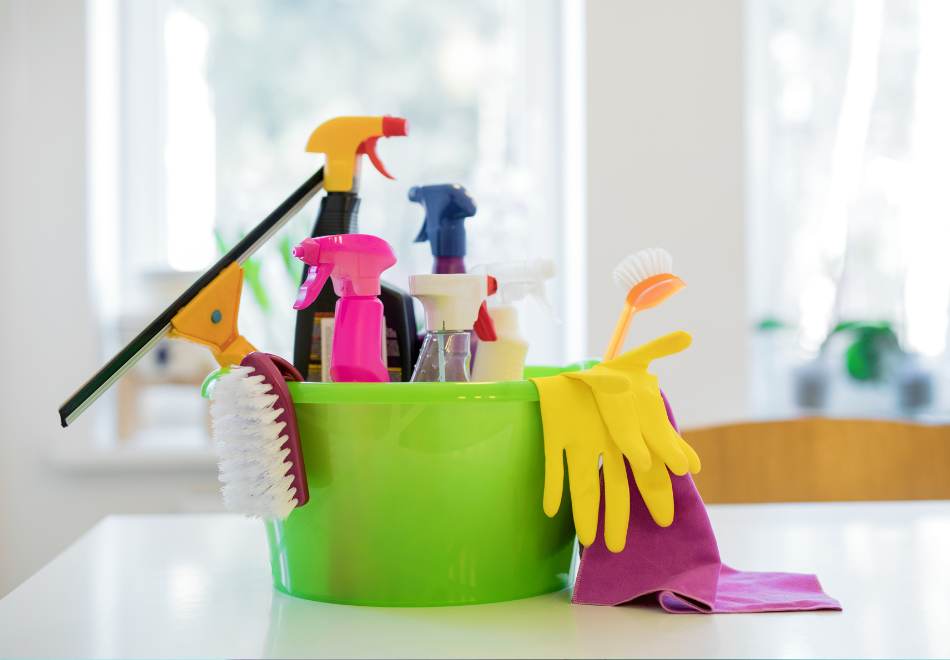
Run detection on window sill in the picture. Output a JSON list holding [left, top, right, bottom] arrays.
[[47, 439, 218, 474]]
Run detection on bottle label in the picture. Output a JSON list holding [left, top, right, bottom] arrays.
[[320, 318, 335, 382], [307, 312, 334, 382], [309, 311, 398, 382], [386, 325, 402, 382]]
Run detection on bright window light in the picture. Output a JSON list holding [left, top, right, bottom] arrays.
[[164, 8, 216, 272], [748, 0, 950, 419], [92, 1, 584, 447]]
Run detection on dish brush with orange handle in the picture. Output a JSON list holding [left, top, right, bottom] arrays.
[[602, 248, 686, 362]]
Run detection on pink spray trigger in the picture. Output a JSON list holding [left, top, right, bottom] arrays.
[[294, 264, 331, 309]]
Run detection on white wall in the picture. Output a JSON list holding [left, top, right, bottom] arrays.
[[586, 0, 746, 429], [0, 0, 219, 598]]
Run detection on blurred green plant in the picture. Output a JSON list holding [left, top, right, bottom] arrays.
[[830, 321, 902, 381], [757, 317, 904, 381], [278, 234, 303, 282], [758, 318, 787, 330], [215, 230, 270, 312]]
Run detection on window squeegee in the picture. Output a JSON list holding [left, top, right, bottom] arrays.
[[58, 168, 325, 428], [61, 114, 409, 427]]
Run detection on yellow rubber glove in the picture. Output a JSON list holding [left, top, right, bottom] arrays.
[[530, 331, 702, 552], [531, 375, 632, 552], [564, 331, 701, 527]]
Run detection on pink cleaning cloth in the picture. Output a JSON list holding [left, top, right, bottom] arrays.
[[570, 393, 842, 613]]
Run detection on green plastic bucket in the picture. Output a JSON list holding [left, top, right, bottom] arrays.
[[265, 366, 585, 607]]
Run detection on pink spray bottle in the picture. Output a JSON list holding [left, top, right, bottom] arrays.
[[292, 234, 397, 383]]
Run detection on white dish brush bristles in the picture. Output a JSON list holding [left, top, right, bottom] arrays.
[[612, 247, 674, 292], [210, 365, 298, 521]]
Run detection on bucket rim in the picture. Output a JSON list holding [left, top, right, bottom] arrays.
[[288, 379, 539, 404], [287, 362, 598, 404]]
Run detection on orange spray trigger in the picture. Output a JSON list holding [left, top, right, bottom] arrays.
[[306, 115, 410, 191], [357, 137, 394, 180]]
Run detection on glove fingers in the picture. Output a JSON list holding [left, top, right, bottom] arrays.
[[565, 445, 601, 547], [635, 392, 689, 475], [632, 451, 675, 527], [592, 392, 652, 472], [607, 331, 692, 370], [534, 375, 602, 517], [532, 376, 570, 517], [543, 447, 565, 517], [676, 433, 701, 474], [602, 447, 630, 553], [564, 371, 652, 472]]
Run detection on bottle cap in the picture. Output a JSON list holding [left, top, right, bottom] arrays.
[[409, 184, 477, 257]]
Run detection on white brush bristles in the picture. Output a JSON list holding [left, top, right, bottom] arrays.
[[612, 247, 674, 292], [209, 365, 298, 521]]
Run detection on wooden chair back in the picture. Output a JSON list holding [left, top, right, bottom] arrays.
[[682, 418, 950, 504]]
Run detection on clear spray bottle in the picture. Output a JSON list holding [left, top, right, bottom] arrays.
[[469, 258, 561, 382], [408, 274, 497, 382]]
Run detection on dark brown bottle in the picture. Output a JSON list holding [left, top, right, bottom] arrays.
[[293, 191, 419, 381]]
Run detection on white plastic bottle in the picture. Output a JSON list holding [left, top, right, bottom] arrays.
[[470, 259, 560, 382]]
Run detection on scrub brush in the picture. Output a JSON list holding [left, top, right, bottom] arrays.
[[603, 248, 686, 361], [209, 352, 309, 521]]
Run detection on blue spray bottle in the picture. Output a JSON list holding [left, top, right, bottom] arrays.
[[410, 184, 483, 361], [410, 184, 476, 275]]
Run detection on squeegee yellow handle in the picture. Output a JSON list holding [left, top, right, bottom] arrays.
[[166, 262, 257, 367]]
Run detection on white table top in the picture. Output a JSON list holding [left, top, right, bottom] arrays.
[[1, 501, 948, 659]]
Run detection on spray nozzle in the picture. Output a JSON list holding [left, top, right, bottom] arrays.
[[408, 273, 496, 334], [292, 234, 397, 310], [306, 116, 409, 192], [470, 258, 561, 324], [409, 184, 477, 257]]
